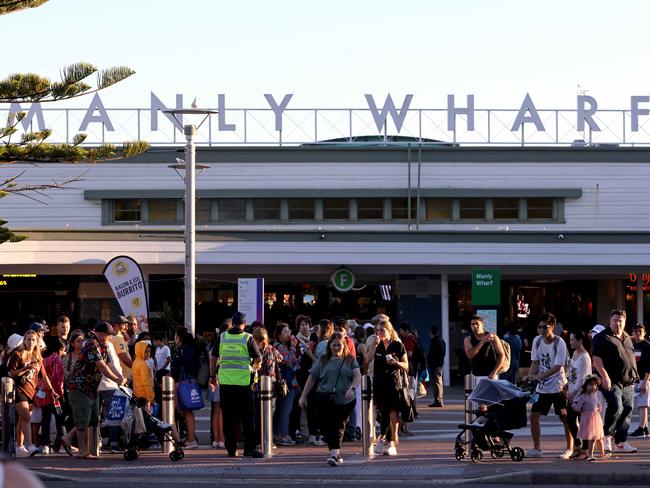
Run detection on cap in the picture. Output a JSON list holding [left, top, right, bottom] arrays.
[[363, 322, 374, 330], [28, 322, 48, 333], [590, 324, 606, 337], [114, 315, 129, 325], [633, 323, 646, 330], [347, 319, 359, 330], [6, 333, 23, 351], [94, 321, 112, 333], [232, 311, 247, 326]]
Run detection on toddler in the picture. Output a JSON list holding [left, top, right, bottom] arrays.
[[572, 375, 608, 461]]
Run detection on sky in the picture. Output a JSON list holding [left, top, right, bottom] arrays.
[[2, 0, 650, 111]]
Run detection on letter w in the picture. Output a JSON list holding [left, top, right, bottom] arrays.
[[365, 94, 413, 133]]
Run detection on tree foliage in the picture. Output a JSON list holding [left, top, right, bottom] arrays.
[[0, 0, 150, 243]]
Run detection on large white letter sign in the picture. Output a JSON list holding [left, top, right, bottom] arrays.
[[218, 94, 236, 131], [79, 93, 114, 131], [365, 94, 413, 133], [447, 94, 475, 131], [9, 102, 46, 132], [511, 93, 545, 132], [150, 92, 183, 132], [631, 96, 650, 132], [577, 95, 601, 132], [264, 94, 293, 131]]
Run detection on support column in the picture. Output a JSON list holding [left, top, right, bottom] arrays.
[[441, 273, 450, 387], [637, 272, 644, 326]]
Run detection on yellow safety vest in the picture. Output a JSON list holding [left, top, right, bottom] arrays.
[[218, 331, 253, 386]]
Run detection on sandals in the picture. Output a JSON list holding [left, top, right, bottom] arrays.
[[571, 451, 588, 460], [59, 438, 74, 457]]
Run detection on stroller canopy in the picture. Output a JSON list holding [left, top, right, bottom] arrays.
[[468, 379, 528, 406]]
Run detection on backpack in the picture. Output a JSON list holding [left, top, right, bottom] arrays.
[[492, 337, 511, 375], [410, 339, 426, 374], [534, 335, 569, 368]]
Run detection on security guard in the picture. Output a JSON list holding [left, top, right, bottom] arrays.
[[210, 311, 263, 457]]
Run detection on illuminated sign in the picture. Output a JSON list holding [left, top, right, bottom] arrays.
[[627, 273, 650, 292], [2, 274, 37, 278]]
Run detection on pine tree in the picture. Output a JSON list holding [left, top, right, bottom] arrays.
[[0, 0, 150, 243]]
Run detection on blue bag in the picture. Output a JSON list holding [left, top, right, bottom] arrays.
[[177, 379, 205, 411]]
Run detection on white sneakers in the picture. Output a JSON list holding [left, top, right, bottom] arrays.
[[373, 440, 397, 456], [211, 441, 225, 449], [603, 436, 612, 452], [16, 444, 41, 457], [558, 449, 573, 460], [614, 441, 637, 453], [526, 448, 543, 458], [384, 444, 398, 456]]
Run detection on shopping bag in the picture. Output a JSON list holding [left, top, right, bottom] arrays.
[[105, 388, 131, 426], [177, 380, 205, 411]]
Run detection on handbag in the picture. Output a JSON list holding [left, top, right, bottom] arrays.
[[398, 370, 415, 423], [274, 361, 290, 398], [314, 359, 345, 406], [176, 370, 205, 411]]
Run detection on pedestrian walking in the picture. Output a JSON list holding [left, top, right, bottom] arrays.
[[566, 329, 592, 458], [572, 375, 608, 461], [629, 323, 650, 438], [427, 325, 446, 407]]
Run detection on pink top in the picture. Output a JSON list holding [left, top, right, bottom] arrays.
[[572, 391, 600, 413]]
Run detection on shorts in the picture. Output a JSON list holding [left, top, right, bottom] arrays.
[[634, 384, 650, 409], [31, 406, 42, 423], [531, 392, 568, 416], [68, 390, 100, 429], [15, 390, 33, 405]]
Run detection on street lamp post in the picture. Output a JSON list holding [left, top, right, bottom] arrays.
[[164, 108, 216, 337]]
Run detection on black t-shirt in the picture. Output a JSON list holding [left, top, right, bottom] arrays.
[[634, 339, 650, 378], [469, 334, 497, 376], [373, 340, 406, 391], [592, 327, 639, 387]]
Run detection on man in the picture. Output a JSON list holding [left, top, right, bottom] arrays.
[[427, 325, 446, 407], [502, 322, 522, 385], [210, 311, 263, 458], [526, 313, 572, 459], [629, 323, 650, 438], [593, 309, 639, 452], [67, 322, 126, 458], [111, 315, 133, 381], [55, 315, 71, 345], [463, 315, 504, 381]]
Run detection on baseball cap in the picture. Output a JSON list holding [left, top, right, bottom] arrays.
[[232, 311, 247, 326], [94, 321, 112, 333], [6, 333, 23, 352], [114, 315, 129, 324], [363, 322, 374, 330], [28, 322, 49, 333], [590, 324, 605, 337]]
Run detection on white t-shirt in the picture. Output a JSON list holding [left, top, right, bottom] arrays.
[[155, 344, 171, 372], [567, 350, 592, 400], [99, 341, 123, 391], [531, 335, 568, 394]]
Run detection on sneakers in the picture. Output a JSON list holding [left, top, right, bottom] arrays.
[[313, 436, 326, 446], [374, 440, 385, 455], [428, 402, 444, 408], [326, 455, 343, 466], [184, 440, 198, 449], [211, 441, 225, 449], [41, 445, 52, 455], [628, 427, 649, 438], [110, 446, 126, 454], [558, 448, 573, 460], [16, 446, 29, 457], [614, 441, 638, 453], [243, 450, 264, 458], [384, 444, 397, 456], [27, 444, 41, 457], [603, 436, 612, 453], [526, 448, 543, 458], [276, 438, 296, 446]]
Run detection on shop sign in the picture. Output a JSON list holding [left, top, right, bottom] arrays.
[[628, 273, 650, 291], [103, 256, 149, 331], [237, 278, 264, 324], [331, 267, 355, 293], [472, 269, 501, 305]]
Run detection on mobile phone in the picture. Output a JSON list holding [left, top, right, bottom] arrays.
[[385, 354, 394, 362]]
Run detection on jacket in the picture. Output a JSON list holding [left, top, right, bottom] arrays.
[[132, 342, 155, 403]]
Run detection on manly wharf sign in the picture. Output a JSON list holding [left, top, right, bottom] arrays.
[[3, 92, 650, 146]]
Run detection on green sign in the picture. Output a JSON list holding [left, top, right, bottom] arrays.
[[472, 269, 501, 305], [331, 267, 355, 292]]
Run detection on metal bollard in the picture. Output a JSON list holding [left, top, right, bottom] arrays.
[[361, 374, 374, 456], [259, 375, 273, 458], [162, 376, 175, 454], [1, 377, 15, 457], [463, 374, 476, 446]]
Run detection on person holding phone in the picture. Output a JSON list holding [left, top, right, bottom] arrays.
[[365, 320, 408, 456]]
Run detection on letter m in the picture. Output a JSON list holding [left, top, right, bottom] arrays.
[[8, 102, 46, 132], [365, 94, 413, 133]]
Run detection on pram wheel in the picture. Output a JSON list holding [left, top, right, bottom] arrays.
[[510, 447, 524, 462], [170, 449, 184, 462], [470, 449, 483, 463], [124, 448, 139, 461], [490, 448, 504, 459], [454, 447, 465, 461]]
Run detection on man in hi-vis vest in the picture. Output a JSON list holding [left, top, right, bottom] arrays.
[[210, 311, 262, 458]]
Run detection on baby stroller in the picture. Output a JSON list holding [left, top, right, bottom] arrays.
[[454, 379, 529, 463], [119, 387, 185, 462]]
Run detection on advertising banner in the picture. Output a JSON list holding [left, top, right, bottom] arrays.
[[103, 256, 149, 332], [238, 278, 264, 324]]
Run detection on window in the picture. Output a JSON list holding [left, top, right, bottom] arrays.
[[322, 198, 349, 220], [148, 199, 177, 223], [459, 198, 485, 220], [196, 199, 212, 224], [253, 199, 280, 220], [391, 198, 416, 220], [426, 198, 452, 220], [493, 198, 520, 220], [357, 198, 384, 220], [527, 198, 554, 220], [218, 199, 247, 222], [288, 198, 315, 220], [114, 199, 141, 222]]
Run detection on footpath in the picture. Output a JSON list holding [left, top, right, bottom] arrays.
[[19, 386, 650, 485]]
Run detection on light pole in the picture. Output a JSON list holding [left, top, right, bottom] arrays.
[[164, 107, 216, 337]]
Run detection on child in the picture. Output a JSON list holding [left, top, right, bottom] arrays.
[[153, 334, 171, 383], [132, 342, 155, 406], [572, 375, 607, 461]]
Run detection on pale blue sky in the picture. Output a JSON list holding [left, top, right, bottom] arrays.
[[3, 0, 649, 109]]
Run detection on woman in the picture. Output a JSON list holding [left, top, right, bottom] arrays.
[[37, 336, 66, 455], [315, 319, 334, 358], [171, 326, 200, 449], [567, 329, 592, 459], [61, 330, 85, 454], [8, 329, 53, 457], [299, 333, 360, 466], [273, 324, 300, 446], [253, 327, 284, 445], [365, 319, 408, 456]]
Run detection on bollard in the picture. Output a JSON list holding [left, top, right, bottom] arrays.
[[162, 376, 175, 454], [1, 377, 15, 457], [361, 374, 374, 456], [463, 374, 477, 446], [259, 375, 273, 458]]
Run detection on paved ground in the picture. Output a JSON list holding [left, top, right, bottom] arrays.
[[15, 386, 650, 485]]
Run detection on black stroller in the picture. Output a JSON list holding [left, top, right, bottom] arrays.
[[119, 387, 185, 462], [454, 379, 529, 463]]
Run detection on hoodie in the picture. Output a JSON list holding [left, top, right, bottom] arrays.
[[132, 341, 155, 403]]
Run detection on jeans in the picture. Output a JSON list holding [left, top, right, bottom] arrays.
[[602, 384, 634, 444], [431, 367, 444, 404], [41, 403, 65, 446], [273, 388, 295, 437]]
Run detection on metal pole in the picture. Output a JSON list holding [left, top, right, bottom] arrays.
[[162, 376, 175, 454], [184, 124, 197, 336], [259, 375, 273, 458], [463, 374, 476, 446], [1, 377, 15, 457], [361, 374, 374, 456], [637, 272, 644, 326]]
